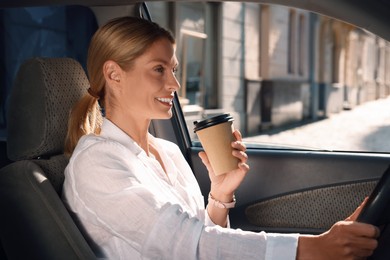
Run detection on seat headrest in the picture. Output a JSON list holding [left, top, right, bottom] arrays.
[[7, 58, 88, 161]]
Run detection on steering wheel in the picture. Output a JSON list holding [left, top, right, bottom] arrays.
[[357, 165, 390, 259]]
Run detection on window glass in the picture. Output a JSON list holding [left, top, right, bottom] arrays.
[[176, 2, 390, 153], [2, 2, 389, 153], [175, 2, 220, 139], [0, 5, 97, 137]]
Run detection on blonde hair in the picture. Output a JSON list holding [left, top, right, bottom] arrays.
[[64, 17, 175, 156]]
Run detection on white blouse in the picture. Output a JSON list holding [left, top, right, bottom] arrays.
[[62, 118, 298, 259]]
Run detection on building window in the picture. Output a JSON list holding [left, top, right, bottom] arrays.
[[259, 4, 270, 78], [288, 9, 296, 74], [175, 2, 219, 109], [298, 14, 305, 76]]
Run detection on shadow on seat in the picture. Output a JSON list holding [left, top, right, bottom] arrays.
[[0, 58, 96, 259]]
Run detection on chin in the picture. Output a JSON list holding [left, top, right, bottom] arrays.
[[154, 111, 173, 120]]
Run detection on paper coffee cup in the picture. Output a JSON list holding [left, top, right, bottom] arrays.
[[194, 114, 239, 175]]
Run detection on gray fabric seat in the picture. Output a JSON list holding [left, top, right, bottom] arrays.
[[0, 58, 96, 259]]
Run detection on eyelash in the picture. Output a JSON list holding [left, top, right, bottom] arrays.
[[155, 66, 178, 75], [155, 66, 164, 73]]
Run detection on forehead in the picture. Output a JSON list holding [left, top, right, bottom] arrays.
[[139, 38, 178, 65]]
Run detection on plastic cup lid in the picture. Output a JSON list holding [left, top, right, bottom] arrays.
[[193, 113, 233, 132]]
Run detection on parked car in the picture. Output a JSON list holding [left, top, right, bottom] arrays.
[[0, 0, 389, 259]]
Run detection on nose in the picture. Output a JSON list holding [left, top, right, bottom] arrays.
[[167, 71, 180, 92]]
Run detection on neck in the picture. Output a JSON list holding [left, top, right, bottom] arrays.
[[106, 112, 151, 154]]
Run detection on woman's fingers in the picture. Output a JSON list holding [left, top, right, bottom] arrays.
[[233, 129, 243, 141], [232, 149, 248, 163], [232, 140, 246, 151], [238, 161, 250, 172], [231, 138, 248, 165]]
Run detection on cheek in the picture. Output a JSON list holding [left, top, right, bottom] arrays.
[[122, 72, 164, 104], [149, 76, 165, 88], [122, 84, 151, 107]]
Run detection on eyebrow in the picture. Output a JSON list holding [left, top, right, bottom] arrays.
[[149, 58, 179, 67]]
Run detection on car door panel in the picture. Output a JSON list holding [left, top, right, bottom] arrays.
[[189, 147, 390, 234]]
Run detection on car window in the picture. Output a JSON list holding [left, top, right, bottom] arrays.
[[165, 2, 390, 153], [0, 5, 97, 139], [1, 2, 389, 154]]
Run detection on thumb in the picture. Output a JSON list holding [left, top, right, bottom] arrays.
[[347, 197, 369, 221], [198, 151, 213, 172]]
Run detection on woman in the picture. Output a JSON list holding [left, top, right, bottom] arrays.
[[63, 17, 379, 259]]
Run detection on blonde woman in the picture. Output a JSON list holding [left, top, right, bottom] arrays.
[[62, 17, 378, 259]]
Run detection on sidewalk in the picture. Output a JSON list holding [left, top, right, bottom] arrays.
[[244, 96, 390, 152]]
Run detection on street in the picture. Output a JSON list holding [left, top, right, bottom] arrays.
[[244, 96, 390, 152]]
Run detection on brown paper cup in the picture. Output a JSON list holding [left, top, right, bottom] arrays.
[[194, 114, 239, 175]]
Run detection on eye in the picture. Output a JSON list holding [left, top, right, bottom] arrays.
[[154, 65, 165, 74], [173, 67, 178, 75]]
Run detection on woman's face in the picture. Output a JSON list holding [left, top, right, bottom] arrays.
[[114, 38, 180, 121]]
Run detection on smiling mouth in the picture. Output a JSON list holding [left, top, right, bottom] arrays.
[[156, 97, 173, 106]]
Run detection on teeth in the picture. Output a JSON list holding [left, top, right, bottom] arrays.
[[156, 97, 172, 103]]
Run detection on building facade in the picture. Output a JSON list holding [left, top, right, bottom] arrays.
[[147, 2, 390, 136]]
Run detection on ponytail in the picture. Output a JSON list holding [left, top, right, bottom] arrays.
[[64, 94, 103, 156]]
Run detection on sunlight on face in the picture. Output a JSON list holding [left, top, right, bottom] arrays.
[[115, 38, 180, 122]]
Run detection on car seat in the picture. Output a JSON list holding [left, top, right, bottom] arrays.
[[0, 57, 96, 259]]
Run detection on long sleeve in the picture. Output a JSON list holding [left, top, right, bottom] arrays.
[[62, 120, 298, 259]]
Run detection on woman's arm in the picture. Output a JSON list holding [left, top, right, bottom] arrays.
[[297, 198, 380, 259]]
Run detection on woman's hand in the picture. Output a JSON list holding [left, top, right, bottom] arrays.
[[198, 130, 249, 227], [198, 130, 249, 200], [297, 198, 380, 259]]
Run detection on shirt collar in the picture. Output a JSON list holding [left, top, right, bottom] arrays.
[[100, 118, 144, 156], [100, 118, 178, 185]]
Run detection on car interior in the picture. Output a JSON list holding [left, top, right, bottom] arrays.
[[0, 0, 390, 259], [0, 57, 96, 259]]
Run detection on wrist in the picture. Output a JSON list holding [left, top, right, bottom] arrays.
[[208, 193, 236, 209], [297, 234, 321, 260], [210, 186, 234, 203], [209, 192, 234, 203]]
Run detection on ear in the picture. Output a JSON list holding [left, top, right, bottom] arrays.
[[103, 60, 122, 83]]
